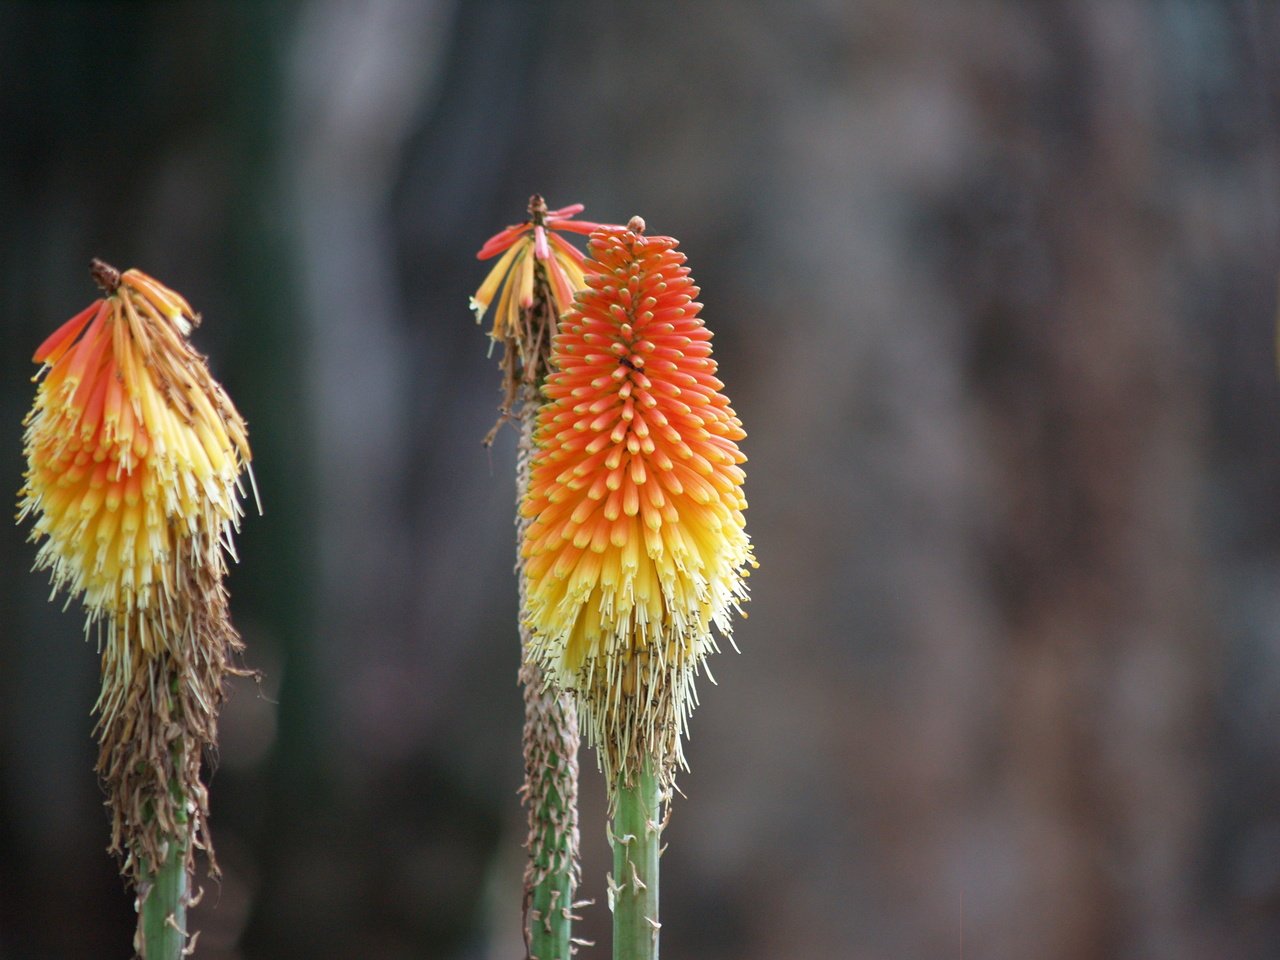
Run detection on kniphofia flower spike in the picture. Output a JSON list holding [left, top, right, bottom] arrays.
[[471, 199, 602, 345], [19, 259, 254, 941], [520, 218, 755, 792], [21, 262, 253, 685]]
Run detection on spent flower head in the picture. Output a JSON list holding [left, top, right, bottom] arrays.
[[18, 259, 254, 887]]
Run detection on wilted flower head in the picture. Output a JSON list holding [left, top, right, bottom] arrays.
[[471, 196, 603, 346], [521, 219, 754, 790], [21, 261, 252, 668], [18, 259, 253, 886]]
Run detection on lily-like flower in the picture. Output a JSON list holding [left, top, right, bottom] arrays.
[[520, 219, 755, 790]]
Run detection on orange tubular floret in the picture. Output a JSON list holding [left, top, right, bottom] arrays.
[[34, 300, 103, 365], [478, 223, 528, 260], [547, 231, 587, 266], [545, 219, 600, 235]]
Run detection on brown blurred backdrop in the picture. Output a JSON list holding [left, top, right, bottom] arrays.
[[1, 2, 1278, 958]]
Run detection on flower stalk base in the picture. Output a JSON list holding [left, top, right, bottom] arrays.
[[521, 658, 582, 960], [137, 831, 188, 959], [609, 761, 664, 960]]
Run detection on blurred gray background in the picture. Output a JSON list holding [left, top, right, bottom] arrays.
[[1, 1, 1278, 958]]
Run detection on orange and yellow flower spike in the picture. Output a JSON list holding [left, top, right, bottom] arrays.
[[520, 218, 755, 793], [18, 259, 255, 957]]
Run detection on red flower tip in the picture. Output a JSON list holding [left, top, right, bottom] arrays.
[[545, 203, 585, 219], [477, 223, 527, 260], [33, 301, 103, 364]]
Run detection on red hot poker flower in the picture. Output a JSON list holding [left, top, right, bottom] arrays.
[[520, 218, 754, 790], [18, 260, 254, 919]]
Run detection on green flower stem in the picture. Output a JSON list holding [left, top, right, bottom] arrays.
[[525, 705, 576, 960], [519, 391, 582, 960], [139, 696, 189, 959], [138, 834, 187, 959], [611, 761, 662, 960]]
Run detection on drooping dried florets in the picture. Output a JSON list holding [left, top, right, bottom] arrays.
[[521, 220, 754, 791]]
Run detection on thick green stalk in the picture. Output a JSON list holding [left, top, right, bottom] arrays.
[[138, 835, 187, 959], [611, 762, 662, 960], [137, 694, 191, 959], [527, 809, 573, 958]]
